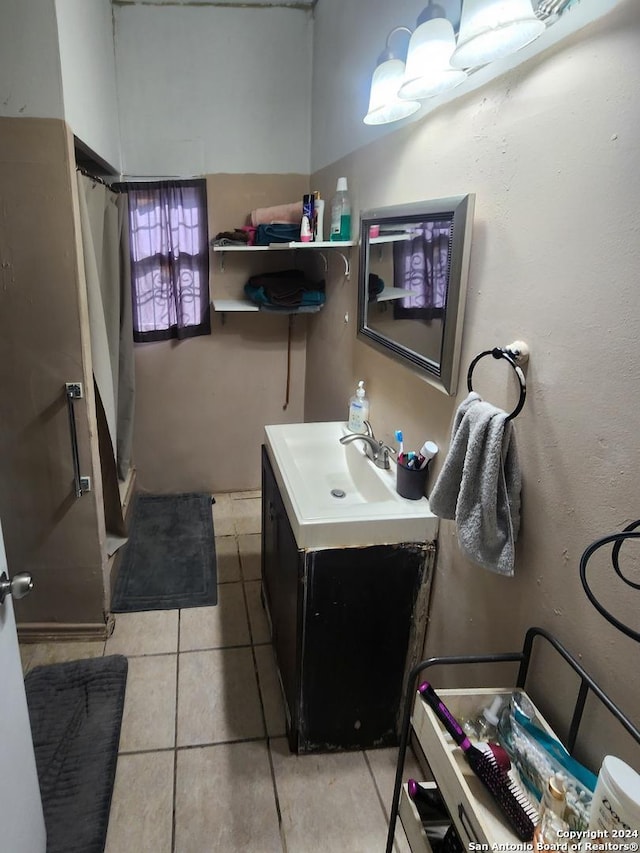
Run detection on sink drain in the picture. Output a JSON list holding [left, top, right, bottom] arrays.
[[330, 488, 346, 499]]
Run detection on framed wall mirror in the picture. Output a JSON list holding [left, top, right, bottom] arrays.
[[357, 194, 475, 395]]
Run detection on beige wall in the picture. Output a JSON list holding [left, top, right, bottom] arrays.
[[306, 1, 640, 768], [132, 173, 313, 494]]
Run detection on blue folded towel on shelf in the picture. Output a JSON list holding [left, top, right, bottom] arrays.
[[244, 269, 325, 311], [429, 392, 521, 576], [255, 223, 301, 245]]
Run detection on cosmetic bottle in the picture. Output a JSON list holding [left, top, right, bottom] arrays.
[[464, 696, 504, 742], [330, 177, 351, 242], [348, 380, 369, 433], [314, 191, 325, 242], [301, 193, 314, 242]]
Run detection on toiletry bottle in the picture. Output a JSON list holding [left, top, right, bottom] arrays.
[[314, 191, 325, 242], [538, 775, 570, 848], [462, 696, 503, 741], [301, 193, 314, 242], [348, 380, 369, 433], [330, 177, 351, 242]]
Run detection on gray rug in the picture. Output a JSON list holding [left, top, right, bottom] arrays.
[[25, 655, 128, 853], [111, 492, 218, 612]]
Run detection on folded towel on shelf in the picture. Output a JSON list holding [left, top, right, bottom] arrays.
[[255, 223, 301, 245], [429, 391, 521, 576], [251, 201, 303, 227], [244, 269, 325, 309], [211, 229, 251, 247]]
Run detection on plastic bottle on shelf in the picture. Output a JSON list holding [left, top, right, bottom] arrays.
[[348, 380, 369, 433], [461, 696, 503, 741], [330, 177, 351, 242], [313, 191, 325, 242]]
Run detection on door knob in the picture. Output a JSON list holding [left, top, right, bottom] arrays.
[[0, 571, 34, 605]]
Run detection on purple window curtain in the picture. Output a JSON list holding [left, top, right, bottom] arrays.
[[121, 179, 210, 342], [393, 220, 452, 321]]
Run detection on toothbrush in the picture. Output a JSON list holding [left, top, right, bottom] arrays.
[[394, 430, 404, 462]]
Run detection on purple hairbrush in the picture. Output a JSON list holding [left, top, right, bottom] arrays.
[[418, 681, 538, 841]]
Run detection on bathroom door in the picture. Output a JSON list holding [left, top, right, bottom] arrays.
[[0, 516, 47, 853]]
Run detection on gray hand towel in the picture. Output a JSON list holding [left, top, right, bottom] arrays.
[[429, 392, 521, 576]]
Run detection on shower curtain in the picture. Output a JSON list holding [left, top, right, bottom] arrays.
[[76, 173, 135, 545]]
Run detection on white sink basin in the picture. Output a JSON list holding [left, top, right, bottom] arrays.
[[264, 421, 439, 549]]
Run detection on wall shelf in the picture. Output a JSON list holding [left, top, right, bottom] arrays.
[[211, 240, 355, 311], [376, 286, 413, 302]]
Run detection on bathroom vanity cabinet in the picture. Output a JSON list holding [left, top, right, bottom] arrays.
[[261, 446, 435, 754]]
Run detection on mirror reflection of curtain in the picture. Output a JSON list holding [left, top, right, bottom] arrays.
[[393, 220, 452, 320], [76, 173, 135, 543]]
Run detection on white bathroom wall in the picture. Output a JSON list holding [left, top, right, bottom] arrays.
[[310, 0, 627, 172], [55, 0, 122, 170], [0, 0, 64, 120], [113, 3, 313, 176], [306, 0, 640, 768]]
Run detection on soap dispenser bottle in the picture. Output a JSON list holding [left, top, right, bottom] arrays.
[[348, 380, 369, 433]]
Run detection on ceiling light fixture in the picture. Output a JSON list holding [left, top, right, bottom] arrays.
[[363, 27, 421, 126], [451, 0, 545, 68], [398, 4, 467, 101], [363, 0, 557, 126]]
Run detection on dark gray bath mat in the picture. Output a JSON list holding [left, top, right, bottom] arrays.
[[111, 492, 218, 612], [24, 655, 128, 853]]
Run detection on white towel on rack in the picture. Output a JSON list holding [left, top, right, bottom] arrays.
[[429, 392, 521, 576]]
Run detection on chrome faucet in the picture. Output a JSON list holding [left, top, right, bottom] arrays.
[[339, 421, 394, 469]]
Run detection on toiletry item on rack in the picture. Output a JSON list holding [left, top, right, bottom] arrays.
[[330, 177, 351, 242], [418, 681, 538, 840], [497, 690, 596, 831], [417, 440, 439, 470], [407, 780, 448, 822], [588, 756, 640, 832], [462, 696, 503, 742], [407, 780, 451, 843], [348, 380, 369, 433], [542, 773, 568, 818], [313, 191, 325, 242], [536, 775, 572, 848], [395, 429, 404, 462], [300, 193, 314, 242]]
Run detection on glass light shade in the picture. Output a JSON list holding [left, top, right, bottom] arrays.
[[398, 18, 467, 100], [363, 59, 421, 125], [451, 0, 545, 69]]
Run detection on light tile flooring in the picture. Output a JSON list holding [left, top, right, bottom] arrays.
[[20, 491, 421, 852]]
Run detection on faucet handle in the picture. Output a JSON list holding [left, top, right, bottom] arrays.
[[377, 442, 394, 469]]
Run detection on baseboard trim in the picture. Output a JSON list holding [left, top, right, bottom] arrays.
[[17, 619, 112, 643]]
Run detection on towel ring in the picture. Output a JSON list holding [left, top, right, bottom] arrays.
[[467, 346, 527, 421], [579, 520, 640, 643]]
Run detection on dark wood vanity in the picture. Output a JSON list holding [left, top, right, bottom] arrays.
[[261, 445, 435, 753]]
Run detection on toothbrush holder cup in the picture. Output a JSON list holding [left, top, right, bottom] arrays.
[[396, 462, 428, 500]]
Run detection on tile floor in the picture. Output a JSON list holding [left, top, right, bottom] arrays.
[[20, 491, 421, 853]]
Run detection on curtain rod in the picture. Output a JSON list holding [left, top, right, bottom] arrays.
[[76, 166, 123, 193]]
